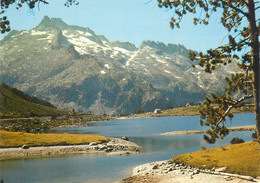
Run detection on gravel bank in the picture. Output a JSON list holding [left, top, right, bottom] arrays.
[[121, 160, 260, 183], [161, 125, 256, 135], [0, 138, 141, 160]]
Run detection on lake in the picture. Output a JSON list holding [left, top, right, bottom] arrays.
[[0, 113, 255, 183]]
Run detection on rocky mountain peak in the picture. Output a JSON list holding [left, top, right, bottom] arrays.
[[36, 16, 61, 30], [110, 41, 137, 51], [139, 40, 189, 56], [35, 16, 95, 35], [49, 17, 69, 30], [0, 17, 241, 115]]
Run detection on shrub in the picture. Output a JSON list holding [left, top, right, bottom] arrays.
[[252, 132, 257, 139], [134, 108, 144, 114], [201, 146, 207, 150], [230, 137, 245, 144]]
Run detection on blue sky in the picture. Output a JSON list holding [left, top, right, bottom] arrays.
[[1, 0, 231, 52]]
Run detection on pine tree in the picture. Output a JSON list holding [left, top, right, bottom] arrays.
[[158, 0, 259, 143]]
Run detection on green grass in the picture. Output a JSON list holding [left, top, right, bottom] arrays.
[[172, 141, 260, 177], [0, 130, 109, 148], [0, 83, 69, 117]]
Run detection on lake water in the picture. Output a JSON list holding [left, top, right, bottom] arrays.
[[0, 113, 255, 183]]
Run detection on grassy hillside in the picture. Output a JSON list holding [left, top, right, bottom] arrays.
[[0, 130, 108, 148], [172, 141, 259, 177], [0, 83, 68, 117]]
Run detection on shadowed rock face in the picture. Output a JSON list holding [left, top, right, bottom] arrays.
[[0, 16, 240, 115]]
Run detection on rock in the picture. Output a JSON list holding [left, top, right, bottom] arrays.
[[154, 109, 161, 114], [107, 151, 131, 156], [121, 136, 129, 141], [215, 167, 227, 172], [105, 147, 113, 152], [98, 145, 107, 150], [186, 102, 194, 107], [168, 167, 173, 172], [225, 176, 234, 181], [166, 160, 173, 164], [93, 146, 99, 150], [89, 142, 98, 146], [192, 170, 199, 175], [22, 144, 30, 149], [152, 164, 159, 169]]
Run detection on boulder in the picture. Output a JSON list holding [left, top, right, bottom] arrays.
[[154, 109, 161, 114], [89, 142, 98, 146], [152, 164, 159, 169], [98, 145, 107, 150], [22, 144, 30, 149], [105, 147, 113, 152], [215, 167, 227, 172], [121, 136, 129, 141]]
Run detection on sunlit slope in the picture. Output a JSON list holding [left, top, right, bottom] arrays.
[[172, 141, 260, 177], [0, 130, 108, 147]]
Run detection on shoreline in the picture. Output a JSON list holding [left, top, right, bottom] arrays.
[[0, 138, 141, 160], [121, 160, 259, 183], [161, 125, 256, 135]]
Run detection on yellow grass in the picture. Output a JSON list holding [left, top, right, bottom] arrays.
[[0, 130, 109, 148], [172, 141, 260, 177]]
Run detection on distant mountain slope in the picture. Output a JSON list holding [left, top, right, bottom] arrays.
[[0, 83, 67, 117], [0, 16, 241, 115]]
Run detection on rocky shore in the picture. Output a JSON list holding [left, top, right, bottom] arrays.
[[161, 125, 256, 135], [0, 138, 141, 160], [122, 160, 259, 183]]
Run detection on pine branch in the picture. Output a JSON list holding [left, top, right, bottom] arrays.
[[216, 94, 253, 125], [227, 2, 249, 17], [39, 0, 49, 4]]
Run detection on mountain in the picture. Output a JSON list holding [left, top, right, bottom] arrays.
[[0, 16, 240, 115], [0, 83, 67, 117]]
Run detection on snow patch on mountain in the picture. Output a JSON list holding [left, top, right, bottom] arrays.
[[77, 30, 92, 37], [113, 47, 131, 54], [31, 30, 47, 36], [126, 52, 138, 66], [164, 70, 171, 74], [104, 64, 110, 69]]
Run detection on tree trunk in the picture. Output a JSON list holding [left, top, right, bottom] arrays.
[[248, 0, 260, 142]]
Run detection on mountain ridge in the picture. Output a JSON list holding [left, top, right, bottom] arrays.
[[0, 16, 240, 115]]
